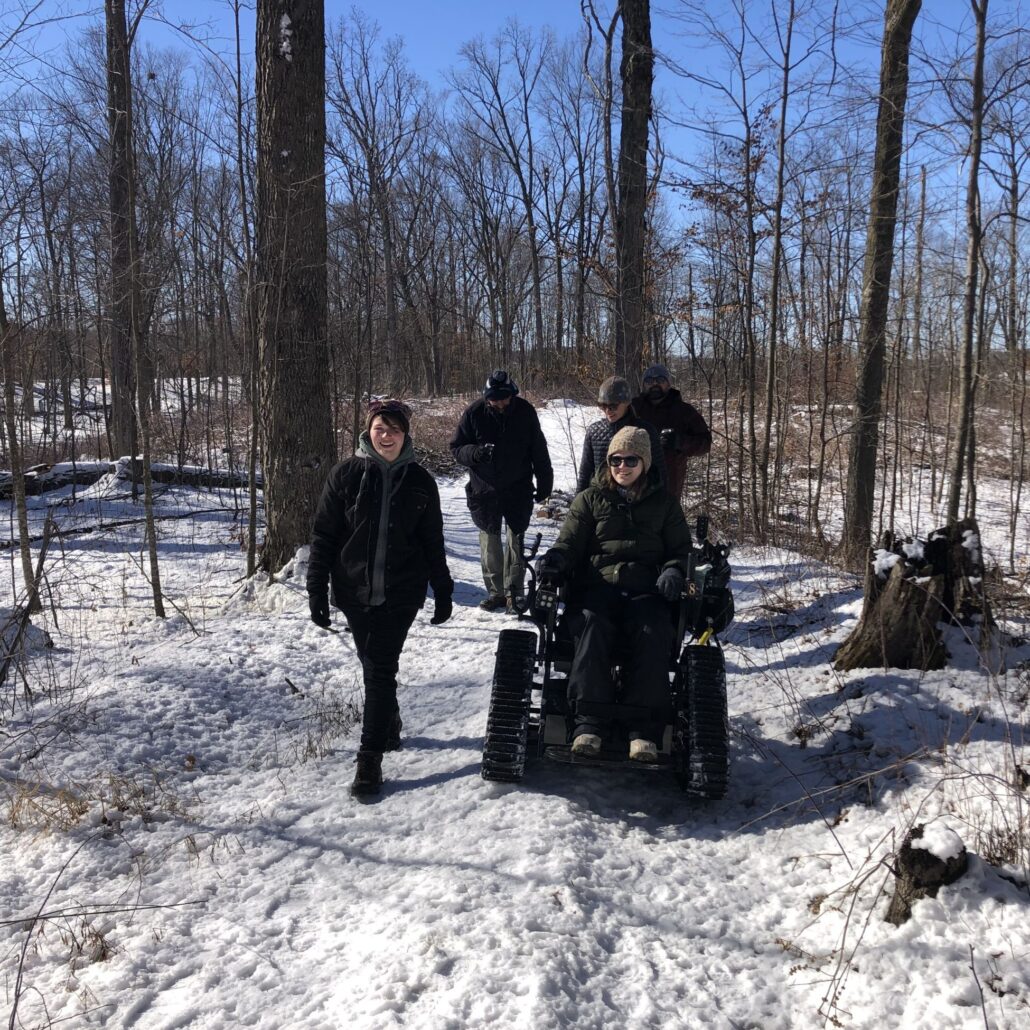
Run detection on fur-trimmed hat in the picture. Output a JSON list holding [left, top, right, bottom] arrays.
[[598, 376, 631, 404], [607, 425, 652, 472]]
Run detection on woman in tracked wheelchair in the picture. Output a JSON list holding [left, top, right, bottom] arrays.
[[535, 426, 694, 762]]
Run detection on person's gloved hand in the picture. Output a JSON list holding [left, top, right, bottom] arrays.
[[474, 443, 495, 464], [430, 594, 453, 625], [537, 548, 567, 585], [534, 486, 549, 503], [656, 566, 685, 601], [660, 428, 677, 450], [308, 593, 331, 628]]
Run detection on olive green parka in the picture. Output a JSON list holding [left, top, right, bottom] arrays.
[[550, 468, 694, 595]]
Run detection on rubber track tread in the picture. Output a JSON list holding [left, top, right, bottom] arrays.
[[675, 645, 729, 799], [482, 630, 537, 782]]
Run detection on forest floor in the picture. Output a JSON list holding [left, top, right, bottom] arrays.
[[1, 400, 1029, 1029]]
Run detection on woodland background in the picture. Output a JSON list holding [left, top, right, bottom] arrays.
[[1, 0, 1028, 577]]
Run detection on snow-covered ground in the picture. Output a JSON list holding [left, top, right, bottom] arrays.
[[1, 401, 1029, 1029]]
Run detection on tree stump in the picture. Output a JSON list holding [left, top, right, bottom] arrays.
[[834, 517, 993, 672], [885, 823, 968, 926]]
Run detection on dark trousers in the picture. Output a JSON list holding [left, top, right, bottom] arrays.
[[341, 602, 419, 752], [565, 586, 675, 743]]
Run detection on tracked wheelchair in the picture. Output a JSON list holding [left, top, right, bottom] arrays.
[[481, 517, 734, 798]]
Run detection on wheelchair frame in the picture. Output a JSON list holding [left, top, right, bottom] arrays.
[[481, 519, 732, 798]]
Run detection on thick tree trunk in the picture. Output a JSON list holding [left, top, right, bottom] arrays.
[[613, 0, 652, 384], [105, 0, 138, 461], [834, 517, 992, 672], [256, 0, 335, 573], [839, 0, 921, 569]]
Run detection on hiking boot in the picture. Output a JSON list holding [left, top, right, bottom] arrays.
[[384, 713, 402, 752], [571, 733, 602, 757], [350, 751, 383, 797], [629, 738, 658, 763], [479, 594, 507, 612]]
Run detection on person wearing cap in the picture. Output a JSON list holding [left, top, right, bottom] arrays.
[[631, 364, 712, 505], [535, 425, 693, 763], [306, 399, 454, 797], [576, 375, 666, 494], [450, 369, 554, 613]]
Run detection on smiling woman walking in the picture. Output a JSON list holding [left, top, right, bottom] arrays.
[[305, 400, 453, 797]]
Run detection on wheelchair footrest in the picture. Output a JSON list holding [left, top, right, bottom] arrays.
[[543, 745, 670, 770]]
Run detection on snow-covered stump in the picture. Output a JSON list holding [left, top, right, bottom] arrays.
[[885, 823, 968, 926], [834, 518, 993, 672]]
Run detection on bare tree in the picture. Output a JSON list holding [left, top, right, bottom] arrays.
[[613, 0, 652, 384], [255, 0, 334, 573], [839, 0, 921, 568]]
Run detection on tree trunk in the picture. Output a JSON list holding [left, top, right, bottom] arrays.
[[945, 0, 987, 525], [0, 284, 38, 613], [839, 0, 921, 568], [834, 517, 992, 672], [885, 824, 968, 926], [613, 0, 653, 384], [256, 0, 335, 573], [105, 0, 139, 460]]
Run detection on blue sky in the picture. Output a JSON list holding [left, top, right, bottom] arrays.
[[21, 0, 593, 87]]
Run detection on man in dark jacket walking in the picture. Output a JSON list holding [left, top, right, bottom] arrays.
[[631, 363, 712, 505], [576, 375, 665, 494], [306, 400, 453, 797], [450, 370, 553, 612]]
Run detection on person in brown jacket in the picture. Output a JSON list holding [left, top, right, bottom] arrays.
[[631, 364, 712, 504]]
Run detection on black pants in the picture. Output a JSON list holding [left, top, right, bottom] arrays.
[[565, 586, 674, 743], [341, 602, 419, 752]]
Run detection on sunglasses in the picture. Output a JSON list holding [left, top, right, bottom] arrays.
[[608, 454, 641, 468], [598, 402, 623, 412], [367, 398, 412, 419], [643, 377, 668, 386]]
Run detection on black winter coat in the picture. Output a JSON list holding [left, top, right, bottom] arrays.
[[306, 440, 453, 610], [450, 396, 554, 534], [576, 414, 666, 494]]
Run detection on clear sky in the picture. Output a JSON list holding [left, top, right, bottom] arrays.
[[14, 0, 594, 88]]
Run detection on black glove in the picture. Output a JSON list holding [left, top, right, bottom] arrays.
[[534, 486, 549, 503], [430, 594, 453, 625], [474, 443, 495, 464], [308, 593, 331, 628], [660, 428, 677, 450], [537, 549, 567, 584], [656, 566, 684, 601]]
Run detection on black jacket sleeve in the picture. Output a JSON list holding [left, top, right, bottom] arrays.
[[642, 421, 668, 487], [415, 474, 454, 599], [306, 463, 351, 596], [450, 408, 481, 469], [576, 433, 594, 494]]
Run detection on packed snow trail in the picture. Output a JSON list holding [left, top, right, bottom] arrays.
[[2, 401, 1029, 1029]]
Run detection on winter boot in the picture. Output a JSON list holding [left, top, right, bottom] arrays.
[[351, 751, 383, 797], [384, 712, 403, 752], [479, 594, 507, 612], [571, 733, 602, 757], [629, 738, 657, 763]]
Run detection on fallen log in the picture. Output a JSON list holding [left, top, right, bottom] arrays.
[[0, 459, 262, 500]]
